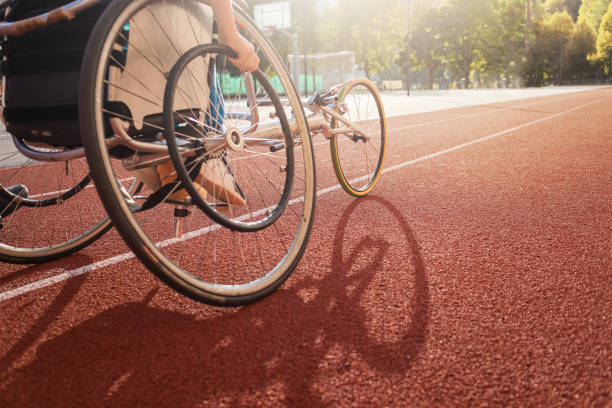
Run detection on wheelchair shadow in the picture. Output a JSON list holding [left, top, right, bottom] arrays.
[[0, 265, 88, 382], [0, 254, 95, 287], [0, 198, 429, 406]]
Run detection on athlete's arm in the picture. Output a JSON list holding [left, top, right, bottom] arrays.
[[210, 0, 260, 72]]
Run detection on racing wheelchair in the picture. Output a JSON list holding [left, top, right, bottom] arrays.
[[0, 0, 386, 306]]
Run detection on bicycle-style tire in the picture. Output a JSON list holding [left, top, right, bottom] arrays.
[[330, 78, 387, 197], [0, 154, 113, 264], [163, 44, 295, 233], [79, 0, 316, 306]]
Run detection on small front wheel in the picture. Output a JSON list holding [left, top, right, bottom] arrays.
[[330, 78, 387, 197]]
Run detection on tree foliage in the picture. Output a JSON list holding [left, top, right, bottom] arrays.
[[483, 0, 526, 82], [578, 0, 612, 30], [316, 0, 405, 79], [399, 4, 447, 88], [440, 0, 497, 87], [545, 0, 582, 19], [595, 2, 612, 72], [565, 17, 598, 77], [262, 0, 611, 89], [524, 11, 575, 85]]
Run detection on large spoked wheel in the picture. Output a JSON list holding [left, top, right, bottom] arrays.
[[330, 78, 387, 197], [0, 142, 114, 264], [164, 44, 294, 232], [80, 0, 316, 306]]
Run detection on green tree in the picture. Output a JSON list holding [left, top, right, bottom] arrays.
[[578, 0, 612, 30], [545, 0, 582, 20], [484, 0, 528, 84], [595, 2, 612, 73], [523, 11, 575, 85], [318, 0, 405, 79], [525, 0, 547, 51], [399, 5, 447, 89], [564, 17, 598, 78], [441, 0, 497, 87]]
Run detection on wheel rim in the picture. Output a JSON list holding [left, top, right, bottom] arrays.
[[82, 0, 316, 303], [0, 142, 111, 262], [163, 45, 295, 232], [332, 79, 386, 196]]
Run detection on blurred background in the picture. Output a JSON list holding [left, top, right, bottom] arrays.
[[248, 0, 612, 93]]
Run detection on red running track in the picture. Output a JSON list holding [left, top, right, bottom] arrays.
[[1, 88, 611, 407]]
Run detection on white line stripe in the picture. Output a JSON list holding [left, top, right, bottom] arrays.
[[310, 94, 569, 148], [0, 252, 136, 302], [383, 98, 603, 172], [28, 177, 135, 199], [388, 97, 554, 133], [0, 97, 603, 303]]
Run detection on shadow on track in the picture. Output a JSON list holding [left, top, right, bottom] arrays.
[[0, 263, 48, 286], [0, 197, 429, 406], [0, 254, 97, 287], [0, 258, 89, 383]]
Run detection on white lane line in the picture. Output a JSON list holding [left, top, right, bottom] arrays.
[[0, 252, 137, 302], [310, 93, 573, 148], [0, 97, 603, 303], [388, 97, 552, 133], [387, 88, 606, 133], [382, 98, 602, 172], [28, 177, 135, 199]]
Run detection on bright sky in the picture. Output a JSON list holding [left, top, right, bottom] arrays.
[[316, 0, 339, 10]]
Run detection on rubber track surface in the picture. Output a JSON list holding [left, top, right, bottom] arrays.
[[1, 88, 610, 407]]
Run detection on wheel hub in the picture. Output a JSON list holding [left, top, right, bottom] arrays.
[[226, 127, 245, 151]]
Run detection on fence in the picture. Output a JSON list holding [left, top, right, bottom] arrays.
[[219, 73, 323, 96]]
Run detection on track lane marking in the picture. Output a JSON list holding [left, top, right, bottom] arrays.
[[311, 89, 592, 148], [388, 98, 556, 133], [383, 98, 604, 172], [0, 96, 604, 303]]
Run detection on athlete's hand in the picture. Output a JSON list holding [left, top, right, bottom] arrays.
[[211, 0, 259, 72], [223, 33, 260, 73]]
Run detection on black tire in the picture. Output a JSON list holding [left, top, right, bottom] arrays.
[[0, 148, 113, 264], [80, 0, 316, 306], [163, 44, 295, 232]]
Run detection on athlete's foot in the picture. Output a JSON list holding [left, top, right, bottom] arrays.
[[157, 160, 208, 203], [200, 157, 246, 207]]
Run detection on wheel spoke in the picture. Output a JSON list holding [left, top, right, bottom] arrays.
[[79, 0, 315, 305]]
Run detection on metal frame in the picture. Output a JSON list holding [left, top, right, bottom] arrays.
[[0, 0, 247, 37], [0, 0, 104, 36], [0, 0, 253, 164], [1, 0, 369, 166]]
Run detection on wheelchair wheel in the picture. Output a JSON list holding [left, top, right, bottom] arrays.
[[0, 143, 113, 264], [163, 44, 295, 233], [80, 0, 316, 306], [330, 78, 387, 197]]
